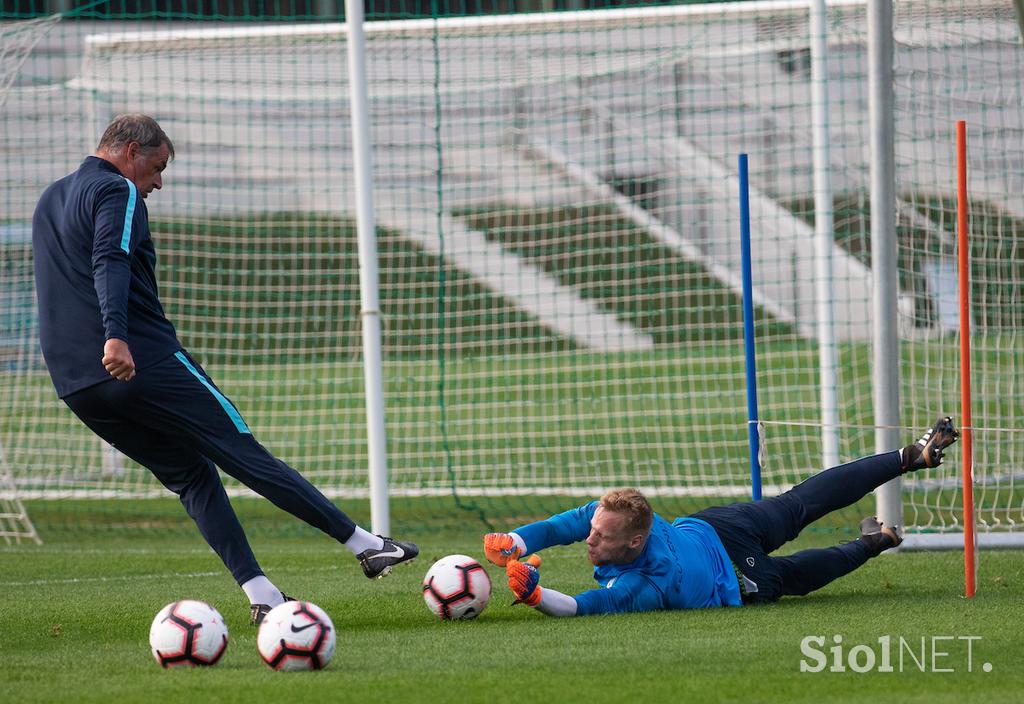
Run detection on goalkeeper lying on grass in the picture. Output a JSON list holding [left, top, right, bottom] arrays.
[[484, 417, 959, 617]]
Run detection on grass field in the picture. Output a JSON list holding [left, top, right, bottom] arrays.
[[2, 505, 1023, 704], [3, 202, 1022, 702]]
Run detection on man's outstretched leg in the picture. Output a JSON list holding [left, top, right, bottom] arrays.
[[78, 354, 421, 626], [752, 417, 960, 554], [129, 352, 421, 585], [63, 388, 292, 624], [771, 517, 902, 597], [792, 416, 959, 524], [758, 418, 958, 599]]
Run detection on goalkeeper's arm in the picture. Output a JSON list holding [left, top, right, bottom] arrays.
[[505, 558, 578, 617], [507, 559, 661, 617], [534, 587, 579, 617], [484, 502, 599, 569]]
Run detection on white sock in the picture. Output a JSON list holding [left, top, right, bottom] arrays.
[[344, 526, 385, 554], [241, 575, 285, 607]]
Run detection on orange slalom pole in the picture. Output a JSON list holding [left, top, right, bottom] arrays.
[[957, 119, 976, 598]]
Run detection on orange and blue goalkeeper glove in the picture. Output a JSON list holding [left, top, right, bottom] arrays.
[[506, 556, 542, 607], [483, 532, 522, 567]]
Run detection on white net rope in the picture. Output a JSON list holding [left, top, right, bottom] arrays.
[[0, 14, 58, 543], [0, 14, 60, 109], [894, 0, 1024, 535]]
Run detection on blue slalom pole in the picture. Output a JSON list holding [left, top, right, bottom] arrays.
[[738, 154, 762, 501]]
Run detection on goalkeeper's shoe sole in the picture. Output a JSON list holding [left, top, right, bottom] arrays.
[[250, 593, 295, 627], [358, 536, 419, 579], [902, 416, 960, 471], [860, 516, 902, 554]]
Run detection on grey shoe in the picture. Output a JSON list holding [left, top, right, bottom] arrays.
[[860, 516, 902, 555], [357, 536, 419, 579]]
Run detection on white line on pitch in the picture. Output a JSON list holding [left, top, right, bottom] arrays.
[[0, 545, 330, 556], [0, 547, 215, 556], [0, 571, 225, 588], [0, 564, 343, 588]]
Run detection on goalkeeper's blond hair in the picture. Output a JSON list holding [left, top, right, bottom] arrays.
[[599, 488, 653, 535]]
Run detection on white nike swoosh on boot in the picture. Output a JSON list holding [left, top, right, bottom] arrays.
[[371, 546, 405, 560]]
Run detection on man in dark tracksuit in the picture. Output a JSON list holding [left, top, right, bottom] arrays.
[[33, 114, 417, 625]]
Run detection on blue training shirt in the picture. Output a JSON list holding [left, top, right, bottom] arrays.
[[33, 157, 181, 397], [514, 502, 742, 615]]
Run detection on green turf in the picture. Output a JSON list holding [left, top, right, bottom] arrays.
[[786, 193, 1024, 330], [2, 520, 1022, 704], [4, 200, 1022, 701], [153, 213, 573, 363], [456, 204, 795, 343]]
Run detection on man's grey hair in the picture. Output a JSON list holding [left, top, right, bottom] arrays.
[[97, 113, 174, 159]]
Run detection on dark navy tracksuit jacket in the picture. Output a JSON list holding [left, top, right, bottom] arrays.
[[34, 156, 179, 397], [33, 157, 356, 583]]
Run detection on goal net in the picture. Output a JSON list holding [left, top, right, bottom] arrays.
[[1, 1, 1021, 540], [893, 1, 1024, 545], [0, 13, 59, 544]]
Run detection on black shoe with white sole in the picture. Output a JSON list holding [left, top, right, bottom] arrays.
[[250, 593, 295, 627], [901, 416, 959, 472], [357, 536, 419, 579]]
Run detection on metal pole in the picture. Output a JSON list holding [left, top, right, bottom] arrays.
[[739, 154, 762, 501], [868, 0, 902, 531], [810, 0, 840, 470], [345, 0, 390, 536]]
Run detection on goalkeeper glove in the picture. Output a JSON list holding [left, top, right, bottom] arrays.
[[483, 532, 522, 567], [506, 558, 542, 607]]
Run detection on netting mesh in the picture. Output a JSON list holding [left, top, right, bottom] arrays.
[[894, 1, 1024, 533], [1, 0, 1021, 535]]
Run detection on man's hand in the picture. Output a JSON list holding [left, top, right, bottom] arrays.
[[506, 558, 542, 607], [483, 533, 522, 567], [102, 338, 136, 381]]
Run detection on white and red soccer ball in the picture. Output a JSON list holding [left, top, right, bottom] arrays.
[[256, 601, 336, 671], [149, 599, 229, 668], [422, 554, 491, 620]]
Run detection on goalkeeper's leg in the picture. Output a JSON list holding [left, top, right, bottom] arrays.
[[771, 544, 872, 597], [771, 517, 902, 597], [739, 417, 958, 553], [707, 451, 903, 557], [774, 452, 903, 537]]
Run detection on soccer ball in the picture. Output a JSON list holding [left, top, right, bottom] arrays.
[[256, 601, 336, 671], [149, 600, 229, 668], [422, 554, 491, 620]]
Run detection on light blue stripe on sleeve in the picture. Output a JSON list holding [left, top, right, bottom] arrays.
[[119, 177, 138, 253], [174, 352, 251, 434]]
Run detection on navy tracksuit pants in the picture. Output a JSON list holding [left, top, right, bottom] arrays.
[[63, 350, 357, 586], [691, 451, 903, 603]]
